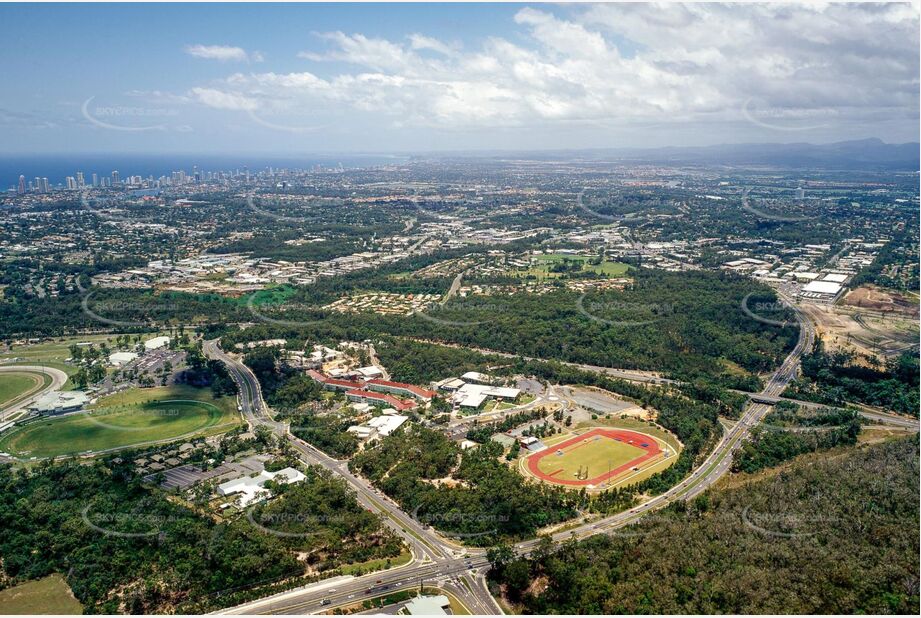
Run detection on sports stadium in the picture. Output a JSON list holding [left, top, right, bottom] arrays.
[[520, 427, 677, 490]]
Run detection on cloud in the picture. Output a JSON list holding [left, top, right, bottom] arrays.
[[189, 87, 258, 111], [408, 33, 457, 56], [186, 4, 918, 137], [185, 44, 262, 63], [298, 32, 415, 72]]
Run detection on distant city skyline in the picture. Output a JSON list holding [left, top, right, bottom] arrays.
[[1, 2, 917, 155]]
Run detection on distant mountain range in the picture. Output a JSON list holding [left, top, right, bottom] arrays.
[[611, 138, 919, 170], [477, 138, 919, 171]]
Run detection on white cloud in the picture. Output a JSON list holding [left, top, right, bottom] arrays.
[[186, 4, 918, 138], [185, 44, 259, 62], [408, 33, 457, 57], [189, 87, 258, 111]]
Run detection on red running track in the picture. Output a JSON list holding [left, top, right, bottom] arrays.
[[526, 428, 662, 487]]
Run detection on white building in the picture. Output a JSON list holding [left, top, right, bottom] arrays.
[[144, 336, 170, 350], [367, 414, 408, 436], [109, 351, 139, 367], [803, 280, 843, 295], [460, 371, 491, 384], [453, 383, 521, 408], [347, 414, 409, 439], [216, 467, 305, 506], [29, 390, 90, 414], [402, 595, 451, 616], [346, 425, 375, 439], [355, 366, 384, 379]]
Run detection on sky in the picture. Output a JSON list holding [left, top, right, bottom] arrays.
[[1, 2, 918, 154]]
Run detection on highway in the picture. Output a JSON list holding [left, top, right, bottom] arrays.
[[203, 340, 501, 614], [743, 392, 920, 430], [206, 290, 822, 615]]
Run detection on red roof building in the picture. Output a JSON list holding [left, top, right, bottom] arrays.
[[366, 378, 436, 401], [344, 389, 417, 411]]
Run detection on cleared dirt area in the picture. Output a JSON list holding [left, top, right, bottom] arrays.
[[842, 286, 919, 316], [800, 300, 918, 360]]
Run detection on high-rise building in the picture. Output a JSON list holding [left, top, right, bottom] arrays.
[[795, 187, 805, 200], [112, 170, 120, 185], [41, 177, 50, 193], [76, 171, 85, 188], [33, 177, 42, 193], [17, 175, 26, 194], [91, 173, 98, 187], [66, 176, 77, 190]]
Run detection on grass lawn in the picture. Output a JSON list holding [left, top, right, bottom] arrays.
[[517, 254, 632, 279], [535, 433, 646, 481], [0, 333, 170, 389], [577, 416, 682, 451], [0, 371, 47, 409], [525, 424, 681, 489], [0, 385, 240, 458], [0, 574, 83, 614], [239, 285, 297, 306], [340, 550, 412, 575]]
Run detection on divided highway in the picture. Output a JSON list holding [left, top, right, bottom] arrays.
[[205, 293, 837, 615], [204, 339, 501, 614]]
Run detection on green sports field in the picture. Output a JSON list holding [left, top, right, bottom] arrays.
[[523, 427, 672, 488], [0, 372, 47, 409], [0, 385, 240, 458], [534, 434, 646, 480]]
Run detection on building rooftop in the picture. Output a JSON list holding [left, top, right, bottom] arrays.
[[803, 280, 843, 295], [144, 335, 170, 350], [403, 595, 451, 616], [216, 466, 305, 506]]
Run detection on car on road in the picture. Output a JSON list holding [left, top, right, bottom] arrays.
[[320, 599, 331, 606]]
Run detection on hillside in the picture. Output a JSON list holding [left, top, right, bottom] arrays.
[[488, 437, 919, 614]]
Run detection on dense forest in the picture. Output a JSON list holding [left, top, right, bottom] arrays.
[[488, 437, 919, 614], [349, 426, 579, 541], [0, 461, 400, 613], [732, 403, 862, 473], [217, 268, 797, 386], [784, 344, 919, 415]]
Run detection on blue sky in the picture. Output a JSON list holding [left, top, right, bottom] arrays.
[[1, 2, 917, 154]]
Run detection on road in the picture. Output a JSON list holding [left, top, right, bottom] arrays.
[[405, 338, 672, 385], [207, 289, 820, 615], [203, 340, 500, 614], [221, 555, 496, 615], [508, 290, 817, 551], [0, 364, 69, 421], [366, 344, 391, 381], [442, 270, 465, 305], [742, 392, 920, 429]]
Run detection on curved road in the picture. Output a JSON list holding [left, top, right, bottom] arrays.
[[207, 289, 821, 615], [0, 365, 69, 421]]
